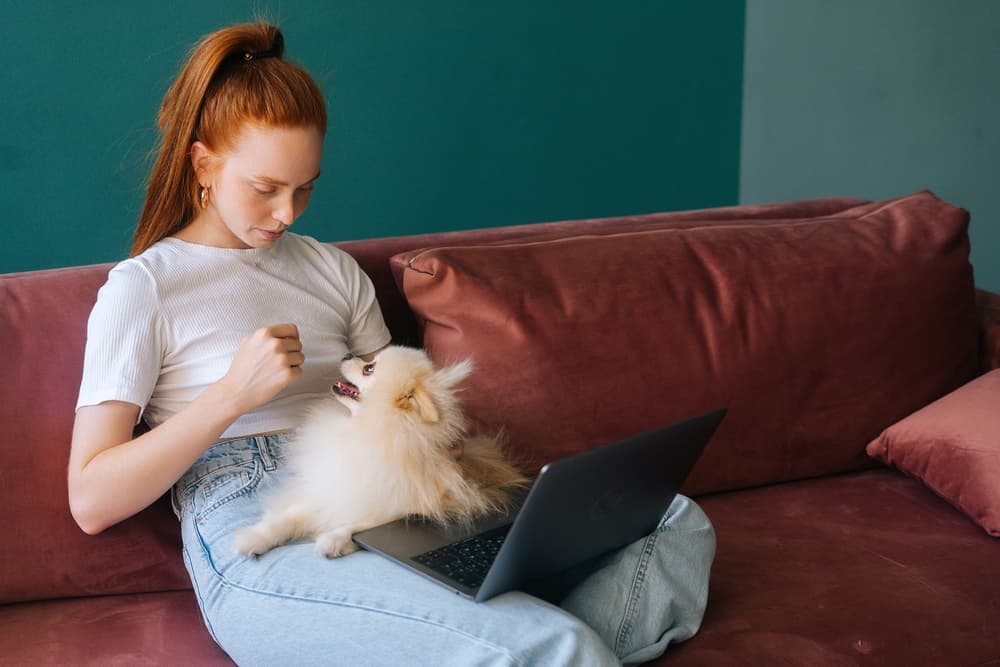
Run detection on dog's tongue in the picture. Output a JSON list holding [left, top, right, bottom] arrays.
[[332, 381, 360, 401]]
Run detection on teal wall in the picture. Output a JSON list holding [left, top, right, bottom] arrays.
[[740, 0, 1000, 291], [1, 1, 745, 274]]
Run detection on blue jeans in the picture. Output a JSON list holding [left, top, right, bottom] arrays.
[[171, 433, 715, 666]]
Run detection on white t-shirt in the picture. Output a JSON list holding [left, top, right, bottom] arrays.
[[77, 233, 392, 438]]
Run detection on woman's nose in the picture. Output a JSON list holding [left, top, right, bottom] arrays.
[[273, 197, 295, 226]]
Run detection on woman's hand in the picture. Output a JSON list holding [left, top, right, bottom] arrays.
[[217, 323, 305, 414]]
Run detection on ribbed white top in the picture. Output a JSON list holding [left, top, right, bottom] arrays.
[[77, 233, 391, 438]]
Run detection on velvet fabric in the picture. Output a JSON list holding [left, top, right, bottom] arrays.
[[0, 591, 230, 665], [0, 468, 1000, 667], [666, 468, 1000, 667], [4, 471, 997, 667], [343, 196, 868, 347], [395, 192, 978, 495], [0, 266, 190, 604], [867, 368, 1000, 536]]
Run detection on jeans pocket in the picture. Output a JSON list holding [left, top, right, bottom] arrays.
[[194, 458, 263, 523]]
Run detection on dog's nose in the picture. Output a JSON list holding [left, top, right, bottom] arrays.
[[342, 353, 355, 361]]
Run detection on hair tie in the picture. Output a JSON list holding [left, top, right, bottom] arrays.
[[243, 48, 278, 62]]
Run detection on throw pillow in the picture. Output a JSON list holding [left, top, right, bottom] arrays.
[[866, 369, 1000, 537]]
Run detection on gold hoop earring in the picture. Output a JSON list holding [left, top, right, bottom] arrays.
[[199, 185, 209, 209]]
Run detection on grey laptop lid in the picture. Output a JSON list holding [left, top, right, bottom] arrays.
[[353, 407, 726, 602]]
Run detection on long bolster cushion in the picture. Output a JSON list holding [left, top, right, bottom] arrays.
[[392, 191, 979, 495]]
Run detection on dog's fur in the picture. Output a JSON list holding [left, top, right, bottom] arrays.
[[233, 346, 527, 558]]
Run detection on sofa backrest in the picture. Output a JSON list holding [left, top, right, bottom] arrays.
[[0, 264, 191, 604], [0, 194, 901, 604]]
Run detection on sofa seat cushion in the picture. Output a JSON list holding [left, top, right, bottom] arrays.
[[867, 368, 1000, 536], [3, 473, 995, 667], [394, 191, 978, 494], [0, 590, 233, 666], [663, 468, 1000, 667]]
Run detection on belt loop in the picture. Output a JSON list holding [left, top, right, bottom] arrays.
[[255, 435, 276, 471]]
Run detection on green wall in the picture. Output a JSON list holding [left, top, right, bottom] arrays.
[[740, 0, 1000, 291], [1, 1, 746, 274]]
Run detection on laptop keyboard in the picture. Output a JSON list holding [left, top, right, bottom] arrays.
[[413, 524, 511, 588]]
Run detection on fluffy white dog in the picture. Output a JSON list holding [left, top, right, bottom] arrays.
[[234, 345, 527, 558]]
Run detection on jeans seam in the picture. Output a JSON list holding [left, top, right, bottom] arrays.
[[614, 524, 662, 656], [183, 544, 221, 645]]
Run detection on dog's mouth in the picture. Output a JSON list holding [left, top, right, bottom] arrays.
[[331, 381, 360, 401]]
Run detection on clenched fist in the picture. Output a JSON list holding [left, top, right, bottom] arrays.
[[217, 323, 304, 415]]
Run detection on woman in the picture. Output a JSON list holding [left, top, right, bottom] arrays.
[[69, 21, 715, 666]]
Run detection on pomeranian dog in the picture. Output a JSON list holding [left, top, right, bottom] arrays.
[[233, 345, 527, 559]]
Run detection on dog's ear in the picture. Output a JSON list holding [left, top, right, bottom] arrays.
[[436, 358, 473, 388], [412, 386, 440, 423], [396, 384, 440, 423]]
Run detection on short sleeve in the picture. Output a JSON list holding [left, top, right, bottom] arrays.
[[76, 261, 164, 420]]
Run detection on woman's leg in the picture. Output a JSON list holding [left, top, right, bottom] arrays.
[[174, 435, 620, 667], [558, 495, 716, 665], [541, 496, 715, 664]]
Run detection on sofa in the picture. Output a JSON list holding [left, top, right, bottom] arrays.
[[2, 190, 999, 666]]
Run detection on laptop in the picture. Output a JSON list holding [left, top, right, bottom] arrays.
[[353, 407, 726, 602]]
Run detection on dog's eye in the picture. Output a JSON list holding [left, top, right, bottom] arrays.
[[362, 363, 376, 376]]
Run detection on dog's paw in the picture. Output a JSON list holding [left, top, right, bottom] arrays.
[[314, 529, 357, 558], [233, 526, 275, 558]]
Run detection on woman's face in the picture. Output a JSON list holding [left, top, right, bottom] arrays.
[[188, 124, 323, 249]]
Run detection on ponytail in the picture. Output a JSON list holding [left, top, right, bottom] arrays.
[[131, 22, 327, 256]]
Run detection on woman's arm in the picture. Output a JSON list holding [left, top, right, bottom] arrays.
[[68, 324, 304, 534]]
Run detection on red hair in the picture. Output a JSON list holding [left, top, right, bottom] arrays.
[[131, 22, 327, 256]]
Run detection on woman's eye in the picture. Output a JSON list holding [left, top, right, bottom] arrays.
[[362, 364, 376, 376], [251, 183, 276, 195]]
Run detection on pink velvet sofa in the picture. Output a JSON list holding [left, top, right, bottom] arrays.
[[3, 191, 999, 666]]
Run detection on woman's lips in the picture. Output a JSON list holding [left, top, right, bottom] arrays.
[[260, 228, 285, 241]]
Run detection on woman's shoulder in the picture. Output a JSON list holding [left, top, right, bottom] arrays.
[[104, 255, 156, 292], [104, 239, 211, 301], [120, 238, 185, 274], [90, 256, 161, 320]]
